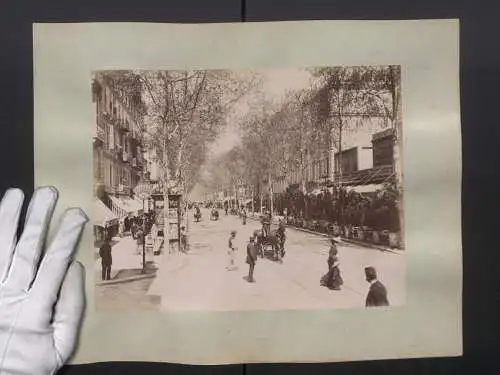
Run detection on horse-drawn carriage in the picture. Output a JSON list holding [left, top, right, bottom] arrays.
[[255, 216, 286, 262]]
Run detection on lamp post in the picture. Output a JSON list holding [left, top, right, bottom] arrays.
[[134, 178, 154, 272]]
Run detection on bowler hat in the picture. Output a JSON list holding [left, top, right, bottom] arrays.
[[364, 266, 377, 279]]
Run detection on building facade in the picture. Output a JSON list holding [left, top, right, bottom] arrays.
[[92, 73, 147, 214], [265, 118, 394, 196]]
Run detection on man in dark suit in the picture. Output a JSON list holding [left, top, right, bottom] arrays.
[[99, 237, 112, 281], [246, 236, 259, 282], [364, 266, 389, 307]]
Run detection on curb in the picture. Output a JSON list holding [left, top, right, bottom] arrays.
[[96, 272, 157, 286], [247, 214, 402, 255]]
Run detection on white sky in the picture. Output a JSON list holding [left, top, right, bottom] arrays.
[[191, 68, 391, 199], [209, 68, 313, 158]]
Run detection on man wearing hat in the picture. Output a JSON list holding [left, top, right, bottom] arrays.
[[226, 230, 238, 271], [246, 236, 259, 282], [364, 266, 389, 307]]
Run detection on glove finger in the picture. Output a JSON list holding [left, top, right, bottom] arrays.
[[6, 187, 58, 291], [0, 188, 25, 283], [52, 261, 86, 365], [30, 208, 87, 306]]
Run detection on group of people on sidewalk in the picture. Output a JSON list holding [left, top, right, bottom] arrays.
[[321, 236, 390, 307]]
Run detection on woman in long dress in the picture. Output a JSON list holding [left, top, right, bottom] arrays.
[[321, 237, 343, 290]]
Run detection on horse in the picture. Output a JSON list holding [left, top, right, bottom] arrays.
[[254, 229, 285, 262]]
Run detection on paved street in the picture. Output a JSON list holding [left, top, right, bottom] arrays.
[[148, 208, 405, 311]]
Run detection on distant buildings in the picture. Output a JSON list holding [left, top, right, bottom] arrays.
[[264, 119, 396, 200]]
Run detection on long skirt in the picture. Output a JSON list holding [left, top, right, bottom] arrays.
[[320, 266, 343, 290]]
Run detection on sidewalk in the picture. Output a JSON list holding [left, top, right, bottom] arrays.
[[146, 250, 189, 297], [95, 235, 158, 284]]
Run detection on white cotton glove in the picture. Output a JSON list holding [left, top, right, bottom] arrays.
[[0, 187, 88, 375]]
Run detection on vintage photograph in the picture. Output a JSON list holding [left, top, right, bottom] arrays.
[[92, 66, 405, 312]]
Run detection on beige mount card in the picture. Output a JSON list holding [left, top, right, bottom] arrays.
[[33, 20, 461, 365]]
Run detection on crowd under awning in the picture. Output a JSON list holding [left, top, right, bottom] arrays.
[[93, 199, 119, 227]]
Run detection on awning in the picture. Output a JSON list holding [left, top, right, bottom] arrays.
[[108, 195, 130, 217], [346, 184, 384, 194], [93, 199, 119, 227], [125, 197, 144, 214], [243, 199, 252, 205]]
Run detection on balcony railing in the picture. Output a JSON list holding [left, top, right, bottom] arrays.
[[93, 125, 105, 143], [117, 184, 131, 195]]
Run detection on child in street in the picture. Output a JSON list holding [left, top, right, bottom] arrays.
[[226, 230, 238, 271]]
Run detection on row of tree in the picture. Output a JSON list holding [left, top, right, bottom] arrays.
[[104, 69, 259, 245], [202, 66, 403, 233]]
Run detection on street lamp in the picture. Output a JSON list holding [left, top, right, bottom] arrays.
[[133, 178, 154, 272]]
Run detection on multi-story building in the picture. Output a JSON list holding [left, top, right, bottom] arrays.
[[92, 72, 147, 219], [265, 117, 395, 197]]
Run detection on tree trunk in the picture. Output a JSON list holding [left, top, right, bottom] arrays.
[[251, 187, 255, 215], [329, 121, 335, 183], [269, 173, 274, 215], [259, 180, 263, 214], [338, 120, 343, 226]]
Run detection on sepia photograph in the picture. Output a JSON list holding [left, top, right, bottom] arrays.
[[92, 66, 405, 312]]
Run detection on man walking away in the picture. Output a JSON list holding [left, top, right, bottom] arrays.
[[246, 236, 258, 282], [226, 230, 238, 271], [99, 237, 112, 281], [364, 266, 390, 307]]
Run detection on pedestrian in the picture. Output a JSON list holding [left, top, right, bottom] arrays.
[[327, 236, 340, 271], [180, 226, 188, 252], [246, 236, 258, 282], [226, 230, 238, 271], [136, 227, 144, 255], [99, 236, 112, 281], [277, 218, 286, 256], [364, 266, 390, 307], [241, 206, 247, 225]]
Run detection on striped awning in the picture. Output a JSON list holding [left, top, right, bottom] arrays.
[[108, 195, 131, 217], [93, 199, 119, 227]]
